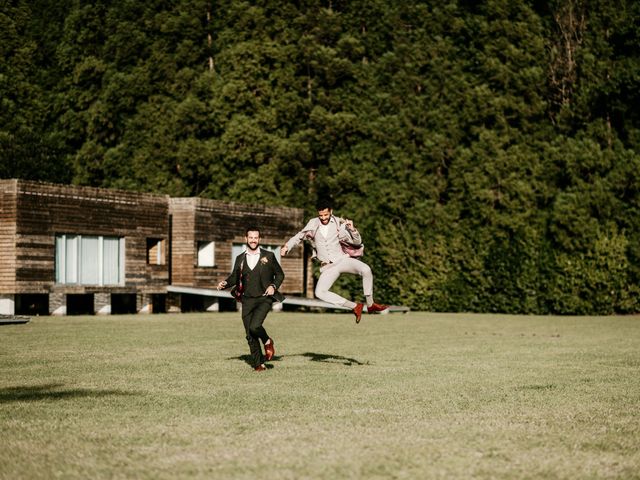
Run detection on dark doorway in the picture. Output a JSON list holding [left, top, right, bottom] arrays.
[[180, 294, 205, 312], [15, 294, 49, 316], [151, 294, 167, 314], [218, 297, 238, 312], [67, 294, 94, 315], [111, 294, 137, 314]]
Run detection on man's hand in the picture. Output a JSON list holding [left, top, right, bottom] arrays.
[[344, 219, 355, 231], [264, 285, 276, 296], [217, 280, 227, 290], [280, 245, 289, 256]]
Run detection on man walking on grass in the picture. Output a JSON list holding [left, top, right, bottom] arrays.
[[218, 227, 285, 372], [280, 198, 388, 323]]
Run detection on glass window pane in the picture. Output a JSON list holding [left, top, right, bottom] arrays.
[[197, 241, 215, 267], [65, 235, 78, 284], [232, 243, 245, 261], [120, 238, 125, 284], [80, 236, 100, 284], [55, 235, 65, 283], [103, 237, 120, 285]]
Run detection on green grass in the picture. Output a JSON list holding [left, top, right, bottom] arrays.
[[1, 312, 639, 479]]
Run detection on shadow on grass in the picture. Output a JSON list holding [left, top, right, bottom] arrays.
[[231, 355, 258, 367], [228, 352, 368, 367], [297, 352, 368, 366], [0, 383, 138, 403]]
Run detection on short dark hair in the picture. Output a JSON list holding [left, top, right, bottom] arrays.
[[245, 226, 261, 236], [315, 198, 333, 211]]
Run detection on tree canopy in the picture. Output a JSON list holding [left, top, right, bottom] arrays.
[[2, 0, 640, 313]]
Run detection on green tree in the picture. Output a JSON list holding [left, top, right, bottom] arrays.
[[0, 0, 70, 181], [6, 0, 640, 313]]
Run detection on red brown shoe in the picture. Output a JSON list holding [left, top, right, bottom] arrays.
[[353, 303, 364, 324], [255, 364, 267, 372], [367, 303, 389, 314], [264, 339, 275, 361]]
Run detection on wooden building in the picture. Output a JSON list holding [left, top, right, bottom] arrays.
[[169, 198, 307, 289], [0, 179, 308, 316]]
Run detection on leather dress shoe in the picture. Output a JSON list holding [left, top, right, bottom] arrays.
[[367, 303, 389, 314], [255, 364, 267, 372], [353, 303, 364, 324], [265, 339, 275, 361]]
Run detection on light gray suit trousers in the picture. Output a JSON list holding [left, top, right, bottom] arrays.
[[285, 215, 373, 308], [315, 256, 373, 308]]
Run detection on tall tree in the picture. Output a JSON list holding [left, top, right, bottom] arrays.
[[6, 0, 640, 313], [0, 0, 70, 181]]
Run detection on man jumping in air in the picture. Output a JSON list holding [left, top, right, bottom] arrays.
[[281, 198, 388, 323]]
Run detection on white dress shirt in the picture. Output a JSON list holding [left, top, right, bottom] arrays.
[[246, 249, 260, 270]]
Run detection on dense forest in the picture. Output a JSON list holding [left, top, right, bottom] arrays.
[[2, 0, 640, 314]]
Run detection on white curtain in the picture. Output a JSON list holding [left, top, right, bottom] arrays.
[[55, 235, 65, 283], [103, 237, 120, 284], [55, 235, 122, 285], [80, 236, 99, 284], [65, 235, 78, 284]]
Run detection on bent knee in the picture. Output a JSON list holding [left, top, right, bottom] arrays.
[[315, 285, 333, 302]]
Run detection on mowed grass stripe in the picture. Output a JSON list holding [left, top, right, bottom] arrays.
[[1, 312, 639, 479]]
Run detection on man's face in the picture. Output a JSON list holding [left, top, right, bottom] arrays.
[[318, 208, 332, 225], [246, 231, 260, 251]]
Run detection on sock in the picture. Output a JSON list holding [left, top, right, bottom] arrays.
[[365, 296, 374, 308]]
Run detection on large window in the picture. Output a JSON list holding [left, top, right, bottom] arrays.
[[197, 241, 215, 267], [55, 234, 125, 285]]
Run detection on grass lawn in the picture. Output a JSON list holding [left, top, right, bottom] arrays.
[[1, 311, 639, 479]]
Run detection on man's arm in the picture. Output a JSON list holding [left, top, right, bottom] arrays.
[[339, 218, 362, 245], [217, 255, 242, 290], [264, 251, 285, 296], [272, 253, 285, 289], [281, 218, 317, 256]]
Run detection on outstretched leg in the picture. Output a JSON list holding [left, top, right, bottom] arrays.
[[340, 258, 388, 314], [315, 265, 355, 308]]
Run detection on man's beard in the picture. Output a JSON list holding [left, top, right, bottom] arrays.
[[247, 242, 259, 251]]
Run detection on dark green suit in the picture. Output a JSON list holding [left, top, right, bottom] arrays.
[[225, 249, 285, 367]]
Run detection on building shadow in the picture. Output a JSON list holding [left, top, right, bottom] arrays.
[[0, 383, 138, 403]]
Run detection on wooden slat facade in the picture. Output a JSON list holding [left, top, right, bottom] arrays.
[[0, 179, 309, 314], [169, 197, 307, 295], [0, 181, 18, 291], [0, 179, 170, 295]]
